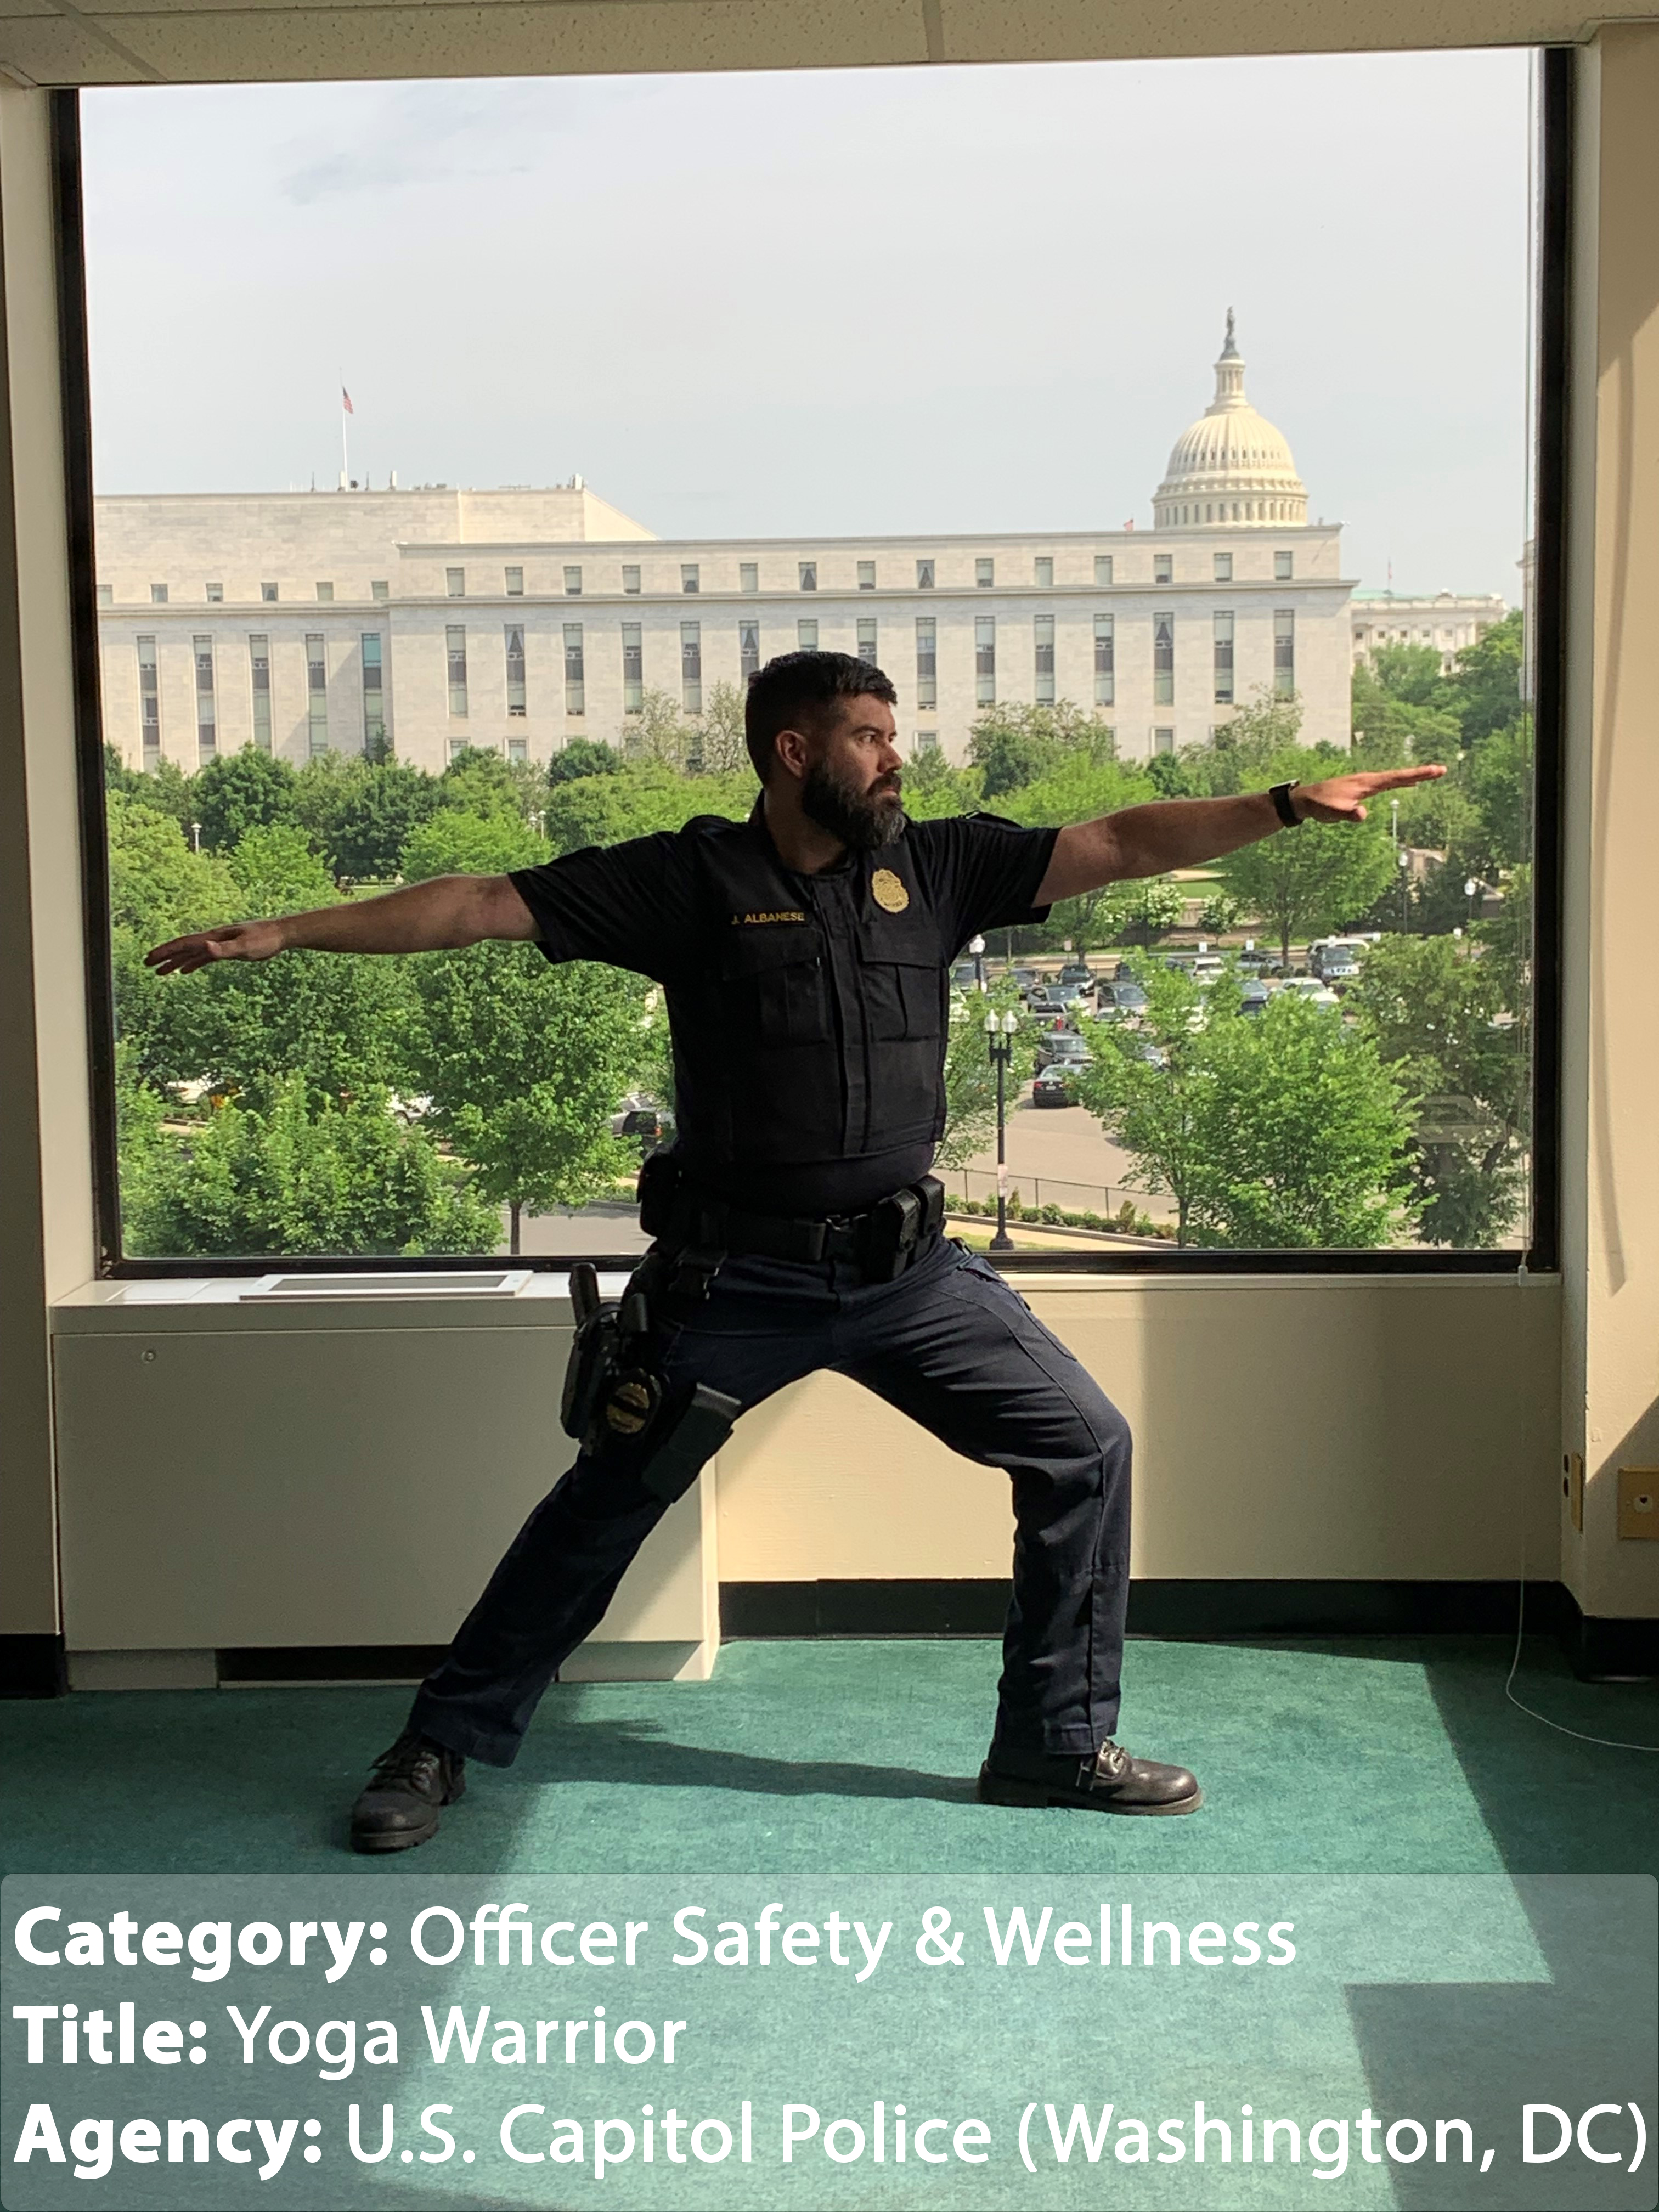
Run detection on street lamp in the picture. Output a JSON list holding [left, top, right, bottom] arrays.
[[969, 933, 986, 990], [1397, 845, 1411, 933], [985, 1007, 1019, 1256], [190, 819, 202, 854], [1464, 876, 1479, 930]]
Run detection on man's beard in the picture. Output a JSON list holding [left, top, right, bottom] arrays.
[[799, 757, 906, 851]]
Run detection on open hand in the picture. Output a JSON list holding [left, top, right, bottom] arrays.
[[1292, 764, 1446, 824], [144, 919, 287, 976]]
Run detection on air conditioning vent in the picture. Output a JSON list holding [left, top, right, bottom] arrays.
[[240, 1271, 532, 1300]]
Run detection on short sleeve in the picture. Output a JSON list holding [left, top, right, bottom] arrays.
[[909, 813, 1059, 955], [508, 832, 695, 983]]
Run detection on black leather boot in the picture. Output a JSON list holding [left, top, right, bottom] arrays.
[[350, 1729, 466, 1853], [978, 1739, 1202, 1815]]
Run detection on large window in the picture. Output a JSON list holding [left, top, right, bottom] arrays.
[[1094, 612, 1115, 707], [1153, 611, 1175, 705], [916, 616, 937, 708], [78, 51, 1551, 1267], [361, 633, 386, 751], [504, 624, 526, 718], [975, 615, 996, 704], [192, 635, 217, 759], [1034, 613, 1055, 704], [306, 634, 329, 752], [680, 620, 702, 715], [1213, 610, 1235, 706], [247, 634, 272, 752], [444, 625, 467, 719]]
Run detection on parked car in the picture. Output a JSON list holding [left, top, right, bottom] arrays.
[[1035, 1031, 1092, 1073], [1277, 977, 1341, 1009], [611, 1094, 673, 1139], [1097, 980, 1149, 1018], [1114, 1033, 1169, 1069], [1009, 967, 1039, 999], [1031, 1068, 1079, 1107], [1057, 961, 1094, 988], [1238, 982, 1272, 1018], [950, 961, 981, 991], [1309, 938, 1367, 983]]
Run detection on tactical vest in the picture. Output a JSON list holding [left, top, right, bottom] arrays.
[[662, 805, 949, 1173]]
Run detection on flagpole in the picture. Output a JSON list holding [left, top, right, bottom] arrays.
[[339, 372, 349, 490]]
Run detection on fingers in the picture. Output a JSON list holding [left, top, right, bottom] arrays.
[[145, 930, 238, 975]]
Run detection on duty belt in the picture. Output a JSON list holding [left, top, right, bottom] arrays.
[[637, 1151, 945, 1282]]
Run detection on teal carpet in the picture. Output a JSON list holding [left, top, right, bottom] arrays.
[[4, 1636, 1655, 1878]]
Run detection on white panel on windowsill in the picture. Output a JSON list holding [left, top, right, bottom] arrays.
[[240, 1270, 534, 1300]]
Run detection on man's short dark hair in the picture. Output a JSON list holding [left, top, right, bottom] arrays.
[[744, 651, 898, 782]]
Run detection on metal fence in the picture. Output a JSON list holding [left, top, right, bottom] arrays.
[[945, 1169, 1160, 1218]]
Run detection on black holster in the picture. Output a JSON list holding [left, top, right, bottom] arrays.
[[559, 1259, 739, 1505]]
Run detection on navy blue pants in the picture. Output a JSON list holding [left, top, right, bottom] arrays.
[[410, 1232, 1132, 1767]]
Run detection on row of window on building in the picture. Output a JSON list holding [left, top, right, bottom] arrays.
[[132, 611, 1295, 761], [106, 548, 1300, 611]]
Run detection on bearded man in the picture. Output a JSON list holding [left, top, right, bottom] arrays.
[[146, 650, 1440, 1851]]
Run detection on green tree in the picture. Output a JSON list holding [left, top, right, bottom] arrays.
[[438, 744, 545, 824], [695, 680, 750, 775], [1447, 609, 1525, 744], [548, 737, 625, 787], [969, 701, 1116, 798], [1218, 804, 1397, 966], [1075, 962, 1217, 1243], [1077, 961, 1415, 1248], [541, 758, 751, 856], [935, 984, 1036, 1170], [899, 744, 981, 821], [104, 747, 198, 830], [624, 689, 703, 772], [1461, 715, 1533, 876], [1194, 991, 1416, 1247], [406, 947, 651, 1252], [311, 756, 445, 881], [190, 748, 301, 853], [399, 809, 548, 882], [1181, 688, 1307, 794], [1348, 933, 1527, 1246], [123, 1073, 499, 1257], [105, 793, 240, 1086]]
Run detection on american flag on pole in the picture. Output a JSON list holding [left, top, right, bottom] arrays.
[[342, 387, 354, 414]]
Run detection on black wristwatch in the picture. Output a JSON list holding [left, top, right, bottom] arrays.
[[1268, 780, 1302, 828]]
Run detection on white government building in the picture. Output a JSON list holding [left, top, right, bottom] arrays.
[[94, 320, 1505, 776]]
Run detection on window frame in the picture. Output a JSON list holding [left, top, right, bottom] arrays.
[[53, 67, 1570, 1278]]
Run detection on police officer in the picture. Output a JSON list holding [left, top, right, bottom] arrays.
[[146, 651, 1441, 1852]]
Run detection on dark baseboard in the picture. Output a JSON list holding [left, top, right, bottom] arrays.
[[0, 1633, 68, 1698], [721, 1578, 1584, 1643], [721, 1580, 1011, 1637], [1556, 1593, 1659, 1681], [217, 1645, 447, 1685], [1128, 1578, 1574, 1639]]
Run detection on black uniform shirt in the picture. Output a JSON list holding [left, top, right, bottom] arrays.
[[510, 799, 1058, 1217]]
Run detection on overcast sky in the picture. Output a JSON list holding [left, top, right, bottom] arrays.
[[83, 48, 1533, 600]]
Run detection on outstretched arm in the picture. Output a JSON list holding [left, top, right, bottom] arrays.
[[1033, 766, 1445, 904], [144, 872, 538, 977]]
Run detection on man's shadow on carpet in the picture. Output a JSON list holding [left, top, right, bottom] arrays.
[[511, 1717, 980, 1805]]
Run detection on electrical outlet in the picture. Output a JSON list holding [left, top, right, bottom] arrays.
[[1563, 1451, 1584, 1534], [1617, 1468, 1659, 1541]]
